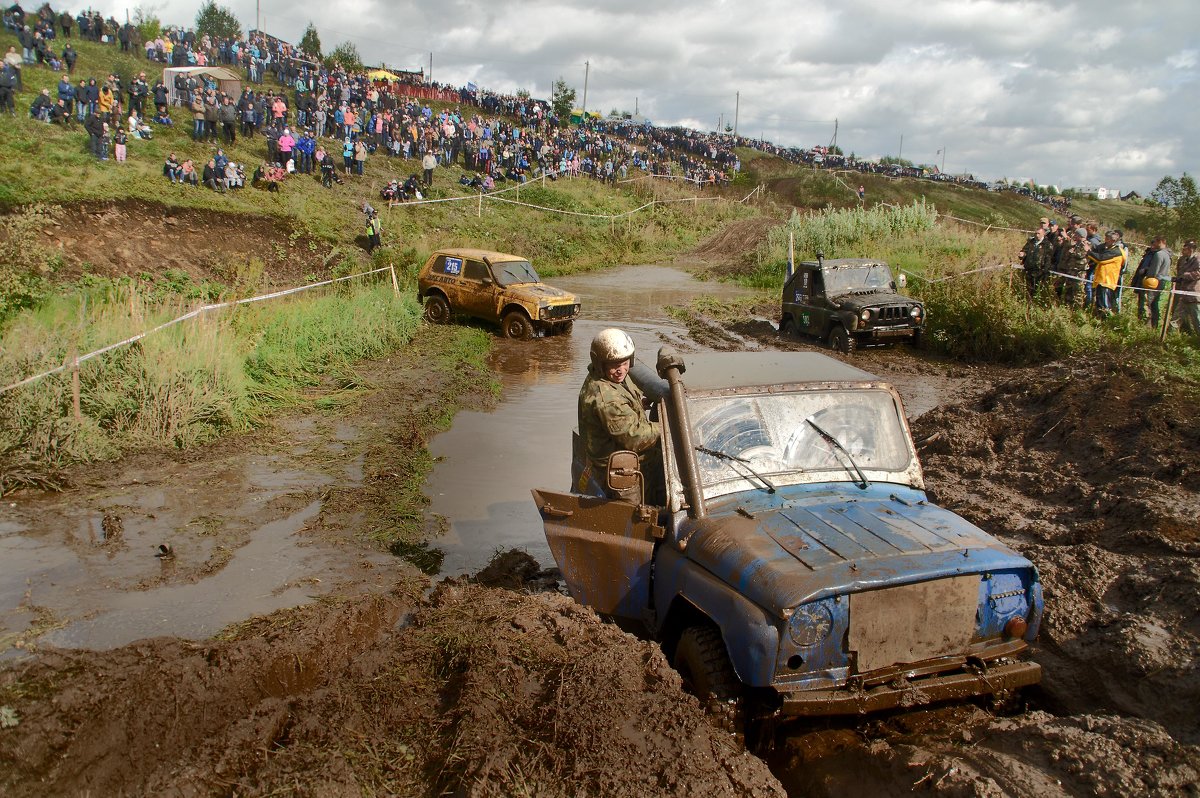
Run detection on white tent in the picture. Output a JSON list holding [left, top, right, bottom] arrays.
[[163, 66, 244, 107]]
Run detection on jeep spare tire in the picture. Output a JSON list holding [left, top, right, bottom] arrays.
[[502, 310, 533, 340], [423, 294, 450, 324]]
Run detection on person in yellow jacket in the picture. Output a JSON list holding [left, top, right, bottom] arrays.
[[1087, 230, 1127, 317]]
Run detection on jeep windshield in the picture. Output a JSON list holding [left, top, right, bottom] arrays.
[[687, 388, 914, 500], [822, 262, 893, 295], [491, 260, 541, 286]]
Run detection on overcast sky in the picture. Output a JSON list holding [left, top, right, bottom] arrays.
[[96, 0, 1197, 193]]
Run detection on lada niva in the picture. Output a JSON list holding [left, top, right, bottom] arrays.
[[418, 248, 579, 339]]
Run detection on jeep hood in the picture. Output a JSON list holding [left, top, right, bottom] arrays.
[[678, 484, 1032, 616], [829, 290, 914, 309], [508, 283, 577, 304]]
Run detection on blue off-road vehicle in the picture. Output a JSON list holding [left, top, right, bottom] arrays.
[[532, 350, 1042, 733]]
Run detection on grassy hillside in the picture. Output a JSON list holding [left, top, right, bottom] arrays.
[[735, 148, 1169, 239]]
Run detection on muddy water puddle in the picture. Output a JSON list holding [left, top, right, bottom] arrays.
[[0, 418, 396, 654]]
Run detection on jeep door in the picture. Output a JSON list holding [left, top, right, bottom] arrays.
[[530, 488, 658, 620], [459, 258, 499, 321], [794, 268, 827, 336]]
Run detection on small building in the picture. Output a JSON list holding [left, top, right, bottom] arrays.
[[1076, 186, 1121, 200]]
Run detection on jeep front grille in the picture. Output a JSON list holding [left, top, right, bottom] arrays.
[[876, 305, 910, 323], [544, 304, 579, 320]]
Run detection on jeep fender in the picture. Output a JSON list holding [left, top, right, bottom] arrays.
[[654, 545, 779, 687], [500, 303, 531, 323]]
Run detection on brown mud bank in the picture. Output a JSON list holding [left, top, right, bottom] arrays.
[[11, 199, 338, 286], [914, 355, 1200, 746], [0, 567, 783, 798]]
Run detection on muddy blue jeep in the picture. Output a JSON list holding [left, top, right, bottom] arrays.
[[533, 350, 1042, 733]]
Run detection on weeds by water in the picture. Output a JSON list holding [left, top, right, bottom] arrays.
[[0, 277, 420, 494]]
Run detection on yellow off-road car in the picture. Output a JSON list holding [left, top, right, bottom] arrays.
[[417, 248, 580, 339]]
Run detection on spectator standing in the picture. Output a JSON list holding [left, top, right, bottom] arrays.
[[1087, 230, 1128, 317], [1134, 237, 1173, 328], [1056, 228, 1091, 307], [61, 43, 76, 75], [84, 110, 105, 159], [218, 97, 236, 143], [190, 89, 205, 140], [353, 138, 367, 175], [1174, 240, 1200, 337], [365, 211, 382, 252], [278, 127, 296, 167], [422, 149, 436, 187], [113, 127, 127, 162], [0, 60, 16, 116], [1018, 226, 1053, 297], [342, 137, 354, 173]]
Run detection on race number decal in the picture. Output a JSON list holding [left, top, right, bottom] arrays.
[[443, 257, 463, 275]]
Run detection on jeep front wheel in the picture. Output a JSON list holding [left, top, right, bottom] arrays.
[[424, 294, 450, 324], [780, 317, 796, 337], [674, 625, 746, 739], [502, 310, 533, 340], [829, 325, 856, 354]]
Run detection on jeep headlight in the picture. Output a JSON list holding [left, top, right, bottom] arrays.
[[910, 306, 922, 320], [859, 309, 872, 322], [538, 306, 549, 320], [788, 602, 833, 647]]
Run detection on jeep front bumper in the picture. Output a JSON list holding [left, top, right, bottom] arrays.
[[777, 660, 1041, 716]]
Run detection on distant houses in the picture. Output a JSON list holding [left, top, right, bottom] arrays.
[[1076, 186, 1121, 200]]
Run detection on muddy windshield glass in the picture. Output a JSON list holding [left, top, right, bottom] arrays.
[[492, 260, 540, 286], [687, 389, 913, 499], [822, 263, 893, 295]]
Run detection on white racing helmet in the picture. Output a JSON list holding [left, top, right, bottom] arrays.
[[590, 328, 636, 371]]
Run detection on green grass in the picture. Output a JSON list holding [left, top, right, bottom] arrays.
[[0, 276, 421, 492]]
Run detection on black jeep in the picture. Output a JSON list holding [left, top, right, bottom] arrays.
[[780, 255, 925, 353]]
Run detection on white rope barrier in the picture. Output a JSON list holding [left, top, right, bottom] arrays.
[[0, 266, 397, 396]]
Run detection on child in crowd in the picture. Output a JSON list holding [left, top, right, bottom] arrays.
[[113, 126, 127, 162]]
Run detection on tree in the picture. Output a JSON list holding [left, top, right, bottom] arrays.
[[1149, 173, 1200, 241], [133, 5, 162, 41], [550, 78, 576, 121], [195, 1, 241, 40], [326, 41, 362, 72], [299, 22, 322, 59]]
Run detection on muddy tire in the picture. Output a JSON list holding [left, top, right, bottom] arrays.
[[911, 329, 923, 349], [780, 317, 796, 337], [828, 325, 856, 354], [559, 321, 573, 335], [674, 625, 746, 740], [424, 294, 450, 325], [502, 310, 533, 340]]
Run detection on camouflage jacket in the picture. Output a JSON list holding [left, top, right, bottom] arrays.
[[1060, 240, 1089, 276], [578, 371, 660, 477]]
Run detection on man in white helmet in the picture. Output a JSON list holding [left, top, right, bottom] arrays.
[[577, 328, 661, 497]]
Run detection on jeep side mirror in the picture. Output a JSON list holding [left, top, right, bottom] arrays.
[[481, 277, 493, 286], [897, 273, 907, 288], [606, 450, 643, 504]]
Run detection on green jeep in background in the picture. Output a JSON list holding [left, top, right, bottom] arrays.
[[780, 256, 925, 353]]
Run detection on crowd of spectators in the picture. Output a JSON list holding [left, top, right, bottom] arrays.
[[1015, 215, 1200, 337]]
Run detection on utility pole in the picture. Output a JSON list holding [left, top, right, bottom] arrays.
[[831, 118, 838, 152], [718, 113, 722, 133], [255, 0, 259, 33], [581, 60, 589, 115], [941, 145, 946, 174], [898, 134, 903, 161], [733, 91, 739, 137], [635, 97, 638, 116], [429, 53, 433, 84]]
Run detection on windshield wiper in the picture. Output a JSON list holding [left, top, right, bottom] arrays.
[[805, 418, 870, 490], [696, 445, 776, 494]]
